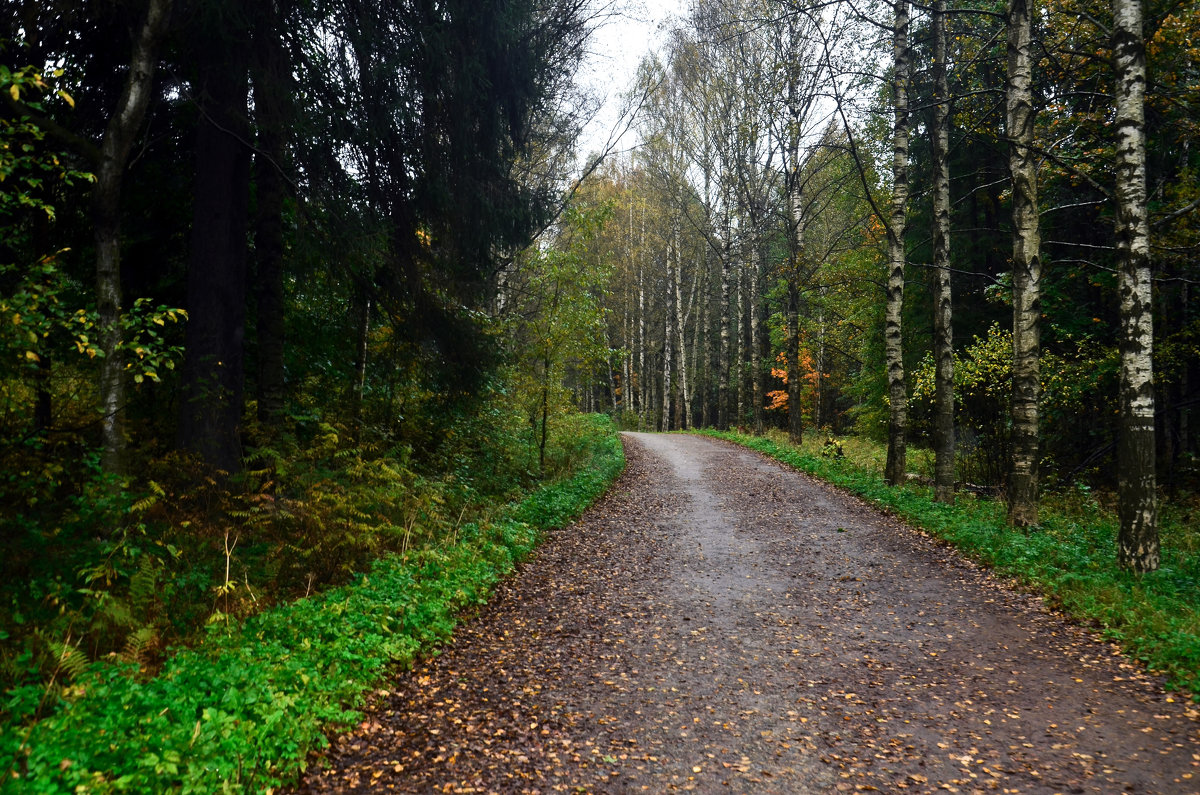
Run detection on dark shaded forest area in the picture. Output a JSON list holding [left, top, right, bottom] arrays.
[[1, 0, 603, 701]]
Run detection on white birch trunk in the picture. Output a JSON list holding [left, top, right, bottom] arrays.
[[718, 218, 732, 430], [932, 0, 956, 503], [1006, 0, 1042, 525], [662, 245, 675, 432], [736, 260, 745, 426], [1112, 0, 1158, 571], [750, 244, 764, 434], [885, 0, 911, 486], [638, 206, 648, 426], [673, 224, 692, 429]]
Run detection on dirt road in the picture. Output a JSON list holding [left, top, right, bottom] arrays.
[[298, 432, 1199, 793]]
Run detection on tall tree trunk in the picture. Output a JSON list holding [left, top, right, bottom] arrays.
[[736, 259, 745, 426], [623, 310, 634, 415], [814, 280, 828, 430], [253, 0, 288, 427], [750, 244, 764, 434], [178, 18, 252, 474], [786, 282, 803, 444], [885, 0, 911, 486], [539, 355, 550, 473], [674, 227, 693, 429], [351, 287, 371, 428], [93, 0, 172, 473], [1179, 284, 1190, 462], [1112, 0, 1158, 571], [606, 325, 620, 415], [662, 249, 675, 432], [718, 226, 731, 430], [932, 0, 956, 503], [638, 213, 648, 427], [788, 162, 806, 446], [696, 258, 710, 427], [690, 266, 704, 428], [1006, 0, 1042, 525], [624, 198, 635, 416]]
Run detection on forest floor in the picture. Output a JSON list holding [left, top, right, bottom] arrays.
[[294, 432, 1199, 794]]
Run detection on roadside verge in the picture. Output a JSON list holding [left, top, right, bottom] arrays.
[[3, 417, 625, 794]]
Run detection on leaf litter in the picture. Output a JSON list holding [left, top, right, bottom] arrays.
[[295, 433, 1199, 794]]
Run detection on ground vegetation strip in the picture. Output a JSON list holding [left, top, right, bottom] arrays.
[[0, 421, 623, 793], [297, 433, 1199, 794]]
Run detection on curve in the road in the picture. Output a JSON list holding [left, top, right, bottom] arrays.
[[298, 432, 1199, 794]]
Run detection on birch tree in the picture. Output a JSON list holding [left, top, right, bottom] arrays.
[[885, 0, 912, 486], [1006, 0, 1042, 526], [1111, 0, 1158, 571]]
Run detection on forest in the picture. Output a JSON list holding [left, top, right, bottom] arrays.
[[577, 0, 1198, 564], [1, 0, 1198, 789]]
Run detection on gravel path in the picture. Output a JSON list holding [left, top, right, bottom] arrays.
[[296, 432, 1199, 793]]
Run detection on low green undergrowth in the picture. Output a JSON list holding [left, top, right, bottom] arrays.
[[1, 415, 624, 793], [702, 429, 1200, 698]]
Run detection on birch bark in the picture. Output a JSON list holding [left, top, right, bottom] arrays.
[[1006, 0, 1042, 526], [638, 208, 648, 426], [750, 244, 764, 434], [1112, 0, 1159, 571], [885, 0, 911, 486], [718, 217, 732, 430], [662, 247, 675, 432], [673, 223, 693, 429]]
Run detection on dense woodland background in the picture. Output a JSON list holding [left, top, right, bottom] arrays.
[[1, 0, 1197, 729]]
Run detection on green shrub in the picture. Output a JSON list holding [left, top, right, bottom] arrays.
[[1, 416, 624, 793]]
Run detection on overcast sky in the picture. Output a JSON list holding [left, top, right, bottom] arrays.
[[574, 0, 686, 169]]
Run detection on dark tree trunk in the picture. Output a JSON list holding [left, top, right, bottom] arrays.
[[178, 26, 252, 474], [351, 287, 372, 429], [786, 282, 803, 445], [931, 0, 955, 503], [34, 355, 51, 433], [93, 0, 172, 473], [253, 1, 288, 427]]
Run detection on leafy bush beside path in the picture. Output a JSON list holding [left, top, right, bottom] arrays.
[[2, 417, 624, 794]]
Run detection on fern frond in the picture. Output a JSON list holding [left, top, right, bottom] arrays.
[[121, 626, 158, 667], [128, 558, 161, 613], [131, 494, 159, 513], [47, 639, 90, 682]]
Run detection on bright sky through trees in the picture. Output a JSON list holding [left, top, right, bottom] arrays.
[[577, 0, 685, 165]]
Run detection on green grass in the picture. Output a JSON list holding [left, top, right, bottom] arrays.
[[1, 416, 625, 793], [701, 429, 1200, 699]]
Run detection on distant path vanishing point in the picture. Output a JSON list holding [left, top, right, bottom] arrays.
[[298, 432, 1199, 793]]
